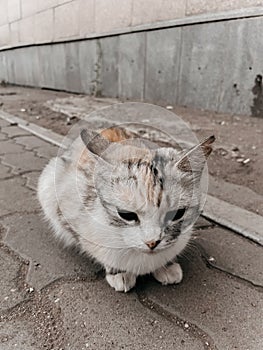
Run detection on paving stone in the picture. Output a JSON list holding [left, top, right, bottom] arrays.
[[195, 226, 263, 287], [0, 132, 8, 140], [13, 135, 47, 150], [209, 175, 263, 217], [0, 319, 42, 350], [34, 145, 58, 159], [0, 289, 64, 350], [47, 280, 205, 350], [22, 171, 41, 191], [1, 290, 65, 349], [0, 177, 37, 217], [0, 248, 29, 313], [204, 194, 263, 246], [2, 214, 101, 290], [0, 139, 25, 155], [1, 151, 48, 174], [0, 119, 9, 127], [0, 162, 11, 179], [1, 125, 31, 138], [15, 135, 59, 158], [142, 254, 263, 350]]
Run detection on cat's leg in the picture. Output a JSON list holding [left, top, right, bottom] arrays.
[[152, 261, 183, 285], [105, 267, 137, 292]]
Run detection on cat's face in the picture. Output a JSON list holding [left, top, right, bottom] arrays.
[[80, 129, 214, 253], [94, 148, 200, 253]]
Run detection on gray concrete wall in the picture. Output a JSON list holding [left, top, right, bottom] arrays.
[[1, 14, 262, 117], [1, 0, 263, 49]]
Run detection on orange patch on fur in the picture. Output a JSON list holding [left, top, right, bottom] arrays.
[[100, 127, 135, 143], [77, 148, 92, 169]]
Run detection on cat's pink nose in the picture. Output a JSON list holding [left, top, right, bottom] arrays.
[[145, 240, 161, 250]]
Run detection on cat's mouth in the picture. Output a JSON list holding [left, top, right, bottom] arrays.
[[135, 241, 173, 254]]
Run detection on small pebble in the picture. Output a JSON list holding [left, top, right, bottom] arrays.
[[166, 105, 173, 110], [20, 108, 26, 112], [208, 256, 215, 262], [184, 322, 189, 329], [243, 158, 250, 164]]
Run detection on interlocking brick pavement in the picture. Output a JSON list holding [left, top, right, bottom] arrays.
[[0, 120, 262, 350]]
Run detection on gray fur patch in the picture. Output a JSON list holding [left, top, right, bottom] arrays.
[[57, 206, 80, 243]]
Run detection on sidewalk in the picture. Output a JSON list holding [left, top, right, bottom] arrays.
[[0, 117, 263, 350]]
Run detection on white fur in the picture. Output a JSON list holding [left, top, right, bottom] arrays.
[[106, 272, 137, 292], [153, 262, 183, 285], [37, 134, 206, 292]]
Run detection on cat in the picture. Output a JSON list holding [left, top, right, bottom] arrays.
[[38, 126, 215, 292]]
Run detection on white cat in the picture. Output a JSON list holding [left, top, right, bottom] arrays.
[[38, 126, 214, 292]]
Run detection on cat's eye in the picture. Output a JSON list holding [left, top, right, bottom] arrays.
[[117, 211, 139, 222], [165, 208, 186, 222]]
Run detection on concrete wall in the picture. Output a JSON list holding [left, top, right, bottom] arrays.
[[0, 0, 263, 49], [1, 14, 263, 116], [0, 1, 263, 116]]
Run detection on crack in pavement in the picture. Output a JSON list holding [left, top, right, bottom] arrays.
[[1, 127, 33, 138], [194, 223, 215, 231], [0, 136, 47, 162], [192, 242, 263, 291], [0, 275, 104, 349], [0, 243, 31, 292], [0, 170, 41, 182], [136, 287, 218, 350], [0, 209, 41, 221], [13, 137, 54, 160], [202, 256, 263, 291]]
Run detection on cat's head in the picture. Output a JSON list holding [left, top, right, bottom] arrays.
[[79, 128, 214, 253]]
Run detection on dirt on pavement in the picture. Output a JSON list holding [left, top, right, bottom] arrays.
[[0, 84, 262, 212]]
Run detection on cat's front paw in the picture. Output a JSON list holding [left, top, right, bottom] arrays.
[[153, 262, 183, 285], [106, 272, 137, 292]]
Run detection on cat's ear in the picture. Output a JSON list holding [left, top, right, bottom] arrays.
[[177, 135, 215, 173], [80, 129, 111, 159]]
